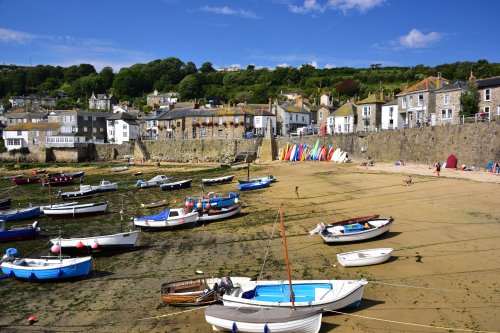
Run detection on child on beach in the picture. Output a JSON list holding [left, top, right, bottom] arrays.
[[404, 175, 413, 186]]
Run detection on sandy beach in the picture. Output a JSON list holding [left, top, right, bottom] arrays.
[[0, 160, 499, 332]]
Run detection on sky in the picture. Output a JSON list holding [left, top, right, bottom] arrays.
[[0, 0, 499, 72]]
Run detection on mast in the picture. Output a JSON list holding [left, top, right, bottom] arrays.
[[279, 208, 295, 309], [247, 162, 250, 181]]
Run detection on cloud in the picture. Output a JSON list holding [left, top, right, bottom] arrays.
[[324, 63, 336, 68], [0, 27, 37, 44], [289, 0, 385, 14], [398, 28, 442, 48], [200, 6, 260, 19]]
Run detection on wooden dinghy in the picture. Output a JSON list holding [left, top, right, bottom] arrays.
[[205, 305, 322, 333], [140, 199, 168, 208], [337, 248, 393, 267], [161, 276, 252, 306]]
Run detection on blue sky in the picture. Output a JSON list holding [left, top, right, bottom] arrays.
[[0, 0, 499, 72]]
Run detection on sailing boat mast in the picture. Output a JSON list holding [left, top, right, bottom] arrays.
[[279, 208, 295, 309]]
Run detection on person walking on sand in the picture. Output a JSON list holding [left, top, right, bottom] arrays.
[[404, 175, 412, 186], [435, 162, 441, 177], [295, 185, 299, 198]]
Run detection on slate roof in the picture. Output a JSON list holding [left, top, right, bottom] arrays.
[[6, 112, 48, 119], [398, 76, 449, 95], [332, 102, 356, 117], [5, 122, 61, 131], [477, 76, 500, 88], [383, 99, 398, 106], [435, 80, 468, 92], [281, 105, 310, 114], [107, 112, 140, 125]]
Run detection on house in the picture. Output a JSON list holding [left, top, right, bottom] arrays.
[[8, 95, 58, 108], [2, 122, 60, 151], [280, 90, 305, 101], [434, 81, 468, 125], [476, 76, 500, 120], [146, 90, 179, 108], [329, 101, 357, 134], [317, 106, 335, 135], [106, 113, 140, 144], [89, 93, 115, 110], [320, 93, 334, 107], [397, 75, 449, 128], [205, 96, 228, 108], [381, 99, 399, 130], [45, 110, 109, 147], [274, 102, 311, 136], [5, 111, 48, 125], [356, 93, 387, 132]]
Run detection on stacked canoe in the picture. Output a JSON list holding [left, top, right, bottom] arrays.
[[278, 140, 350, 163]]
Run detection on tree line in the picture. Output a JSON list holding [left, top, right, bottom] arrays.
[[1, 57, 498, 111]]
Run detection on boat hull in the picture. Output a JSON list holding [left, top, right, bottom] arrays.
[[0, 227, 38, 242], [197, 204, 242, 222], [237, 176, 276, 184], [50, 231, 140, 250], [1, 257, 92, 280], [319, 218, 393, 243], [185, 192, 240, 210], [205, 305, 322, 333], [42, 176, 75, 186], [0, 197, 11, 210], [60, 189, 99, 200], [160, 179, 192, 191], [201, 175, 234, 185], [11, 177, 40, 185], [222, 279, 367, 311], [337, 248, 393, 267], [134, 209, 199, 230], [43, 202, 108, 218], [0, 207, 41, 221], [237, 180, 271, 191]]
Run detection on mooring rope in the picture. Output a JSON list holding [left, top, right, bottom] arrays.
[[326, 310, 499, 333], [258, 210, 280, 280], [138, 306, 207, 321], [366, 280, 464, 293]]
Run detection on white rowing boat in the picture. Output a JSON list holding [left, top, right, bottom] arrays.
[[336, 248, 393, 267]]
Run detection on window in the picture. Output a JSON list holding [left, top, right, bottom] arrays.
[[7, 139, 21, 146], [443, 94, 450, 105], [218, 117, 223, 124], [363, 106, 371, 118], [93, 127, 97, 133], [497, 105, 500, 115], [84, 126, 88, 132], [123, 132, 128, 137], [289, 115, 292, 121], [319, 111, 323, 120], [295, 114, 298, 121], [177, 121, 181, 127], [123, 124, 128, 130], [302, 116, 305, 122], [484, 106, 490, 114], [218, 129, 223, 137], [100, 128, 104, 132], [84, 116, 88, 121], [441, 109, 452, 120], [484, 89, 491, 101], [409, 96, 413, 107], [205, 117, 210, 123], [402, 97, 407, 108], [200, 127, 207, 138], [92, 116, 96, 121], [234, 116, 239, 123], [418, 94, 424, 106], [17, 131, 22, 136], [389, 107, 393, 118]]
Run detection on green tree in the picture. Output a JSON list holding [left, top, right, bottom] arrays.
[[179, 74, 204, 100], [99, 66, 115, 90], [200, 62, 216, 74], [183, 61, 198, 76], [460, 81, 479, 116]]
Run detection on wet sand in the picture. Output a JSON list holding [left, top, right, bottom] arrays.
[[0, 161, 499, 332]]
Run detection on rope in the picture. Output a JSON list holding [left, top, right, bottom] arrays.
[[258, 210, 279, 280], [0, 185, 17, 196], [367, 280, 464, 293], [138, 306, 207, 321], [326, 310, 499, 333]]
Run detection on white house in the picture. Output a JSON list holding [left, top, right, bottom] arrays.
[[2, 122, 60, 151], [381, 99, 399, 130], [274, 103, 310, 136], [106, 113, 140, 144], [331, 102, 357, 134], [253, 112, 276, 136]]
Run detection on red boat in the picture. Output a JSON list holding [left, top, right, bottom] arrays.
[[41, 176, 75, 186], [10, 176, 41, 185], [31, 169, 47, 175]]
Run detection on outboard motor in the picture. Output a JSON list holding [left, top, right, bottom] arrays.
[[219, 277, 234, 293], [1, 248, 18, 263]]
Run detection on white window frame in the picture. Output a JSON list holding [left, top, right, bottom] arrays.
[[441, 109, 452, 120], [443, 94, 450, 105], [409, 96, 414, 107], [363, 106, 371, 118], [418, 94, 424, 106], [484, 89, 491, 101], [484, 106, 490, 114], [402, 97, 407, 109]]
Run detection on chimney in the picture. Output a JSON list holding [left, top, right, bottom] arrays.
[[268, 98, 272, 114], [436, 72, 442, 89]]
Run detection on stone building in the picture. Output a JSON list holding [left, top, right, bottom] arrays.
[[89, 93, 115, 110], [2, 122, 60, 151], [434, 81, 468, 125], [356, 93, 387, 132], [476, 76, 500, 119]]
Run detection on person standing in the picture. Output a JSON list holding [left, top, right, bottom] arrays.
[[435, 162, 441, 177]]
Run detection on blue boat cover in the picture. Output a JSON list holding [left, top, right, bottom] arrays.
[[135, 209, 170, 221]]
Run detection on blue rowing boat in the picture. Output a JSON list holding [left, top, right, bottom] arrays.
[[237, 179, 271, 191], [0, 221, 40, 242], [1, 256, 92, 280], [185, 192, 240, 210], [0, 207, 40, 221]]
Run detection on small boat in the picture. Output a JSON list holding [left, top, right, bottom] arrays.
[[201, 175, 234, 185], [159, 179, 192, 191], [196, 204, 242, 223], [237, 179, 271, 191], [0, 221, 40, 242], [10, 176, 41, 185], [309, 215, 394, 244], [112, 166, 129, 172], [0, 197, 12, 210], [41, 175, 75, 186], [31, 169, 47, 175], [61, 171, 85, 178], [57, 188, 99, 200], [42, 202, 108, 218], [185, 192, 240, 210], [80, 180, 118, 192], [135, 175, 172, 188], [0, 207, 41, 222], [237, 175, 277, 184], [40, 202, 79, 213], [133, 208, 198, 230], [133, 171, 143, 176], [1, 255, 92, 281], [141, 199, 168, 208], [205, 305, 322, 333], [337, 248, 393, 267], [50, 230, 140, 251], [161, 276, 252, 306]]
